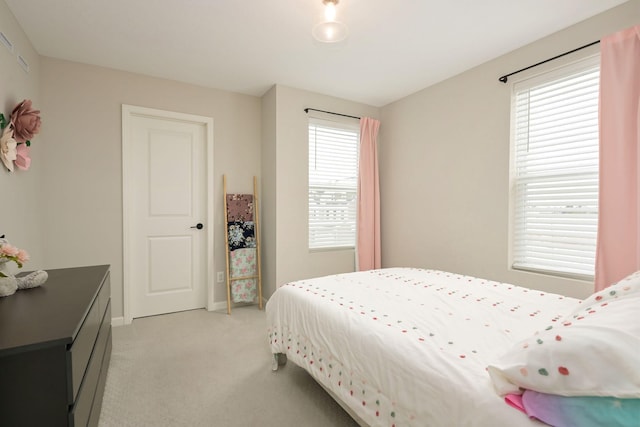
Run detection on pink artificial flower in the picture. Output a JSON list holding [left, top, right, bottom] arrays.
[[16, 249, 30, 264], [0, 126, 17, 172], [0, 244, 19, 257], [14, 143, 31, 171], [10, 99, 41, 143]]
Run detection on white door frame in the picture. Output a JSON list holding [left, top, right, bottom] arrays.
[[122, 104, 215, 324]]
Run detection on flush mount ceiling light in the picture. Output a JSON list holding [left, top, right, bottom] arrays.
[[312, 0, 348, 43]]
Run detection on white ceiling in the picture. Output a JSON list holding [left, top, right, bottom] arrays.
[[5, 0, 629, 107]]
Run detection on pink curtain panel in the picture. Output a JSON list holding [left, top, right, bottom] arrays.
[[595, 25, 640, 291], [357, 117, 381, 271]]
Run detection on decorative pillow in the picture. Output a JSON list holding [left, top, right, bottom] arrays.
[[488, 270, 640, 397]]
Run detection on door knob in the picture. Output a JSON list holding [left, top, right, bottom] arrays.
[[191, 223, 204, 230]]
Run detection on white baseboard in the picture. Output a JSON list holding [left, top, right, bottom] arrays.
[[112, 298, 269, 325], [209, 301, 229, 312], [111, 316, 125, 327]]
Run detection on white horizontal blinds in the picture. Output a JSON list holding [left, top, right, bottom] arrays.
[[512, 55, 599, 277], [308, 118, 359, 249]]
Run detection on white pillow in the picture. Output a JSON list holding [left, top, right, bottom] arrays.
[[488, 271, 640, 398]]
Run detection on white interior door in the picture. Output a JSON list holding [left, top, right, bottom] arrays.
[[123, 106, 212, 320]]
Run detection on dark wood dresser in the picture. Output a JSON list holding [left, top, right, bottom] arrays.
[[0, 265, 112, 427]]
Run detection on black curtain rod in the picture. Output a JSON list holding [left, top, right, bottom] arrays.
[[498, 40, 600, 83], [304, 108, 360, 120]]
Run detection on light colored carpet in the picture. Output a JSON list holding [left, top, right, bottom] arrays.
[[98, 306, 359, 427]]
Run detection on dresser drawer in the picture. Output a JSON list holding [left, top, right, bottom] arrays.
[[88, 328, 112, 427], [68, 274, 110, 403], [70, 300, 111, 427]]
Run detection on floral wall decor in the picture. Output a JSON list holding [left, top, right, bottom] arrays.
[[0, 99, 41, 172]]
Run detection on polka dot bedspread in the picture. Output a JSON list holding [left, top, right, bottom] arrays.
[[266, 268, 579, 427]]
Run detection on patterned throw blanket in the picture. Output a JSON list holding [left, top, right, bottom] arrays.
[[226, 194, 257, 303]]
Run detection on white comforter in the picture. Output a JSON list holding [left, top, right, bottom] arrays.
[[266, 268, 579, 427]]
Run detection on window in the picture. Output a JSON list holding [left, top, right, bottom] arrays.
[[308, 118, 359, 249], [511, 55, 599, 278]]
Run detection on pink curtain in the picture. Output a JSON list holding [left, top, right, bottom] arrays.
[[357, 117, 381, 271], [595, 25, 640, 291]]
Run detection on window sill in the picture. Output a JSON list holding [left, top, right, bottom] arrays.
[[309, 246, 355, 253], [511, 265, 594, 282]]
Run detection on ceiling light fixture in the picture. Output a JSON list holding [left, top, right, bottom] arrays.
[[312, 0, 348, 43]]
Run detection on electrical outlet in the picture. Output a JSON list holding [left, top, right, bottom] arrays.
[[217, 272, 224, 283]]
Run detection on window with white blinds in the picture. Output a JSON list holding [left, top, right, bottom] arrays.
[[511, 55, 599, 278], [308, 118, 359, 249]]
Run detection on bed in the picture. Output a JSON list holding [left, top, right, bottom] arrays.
[[266, 267, 640, 427]]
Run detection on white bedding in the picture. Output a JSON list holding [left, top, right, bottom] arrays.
[[266, 268, 580, 427]]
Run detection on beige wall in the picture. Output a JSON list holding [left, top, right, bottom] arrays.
[[0, 1, 43, 269], [39, 58, 261, 318], [379, 0, 640, 299], [260, 86, 277, 298], [261, 85, 379, 297]]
